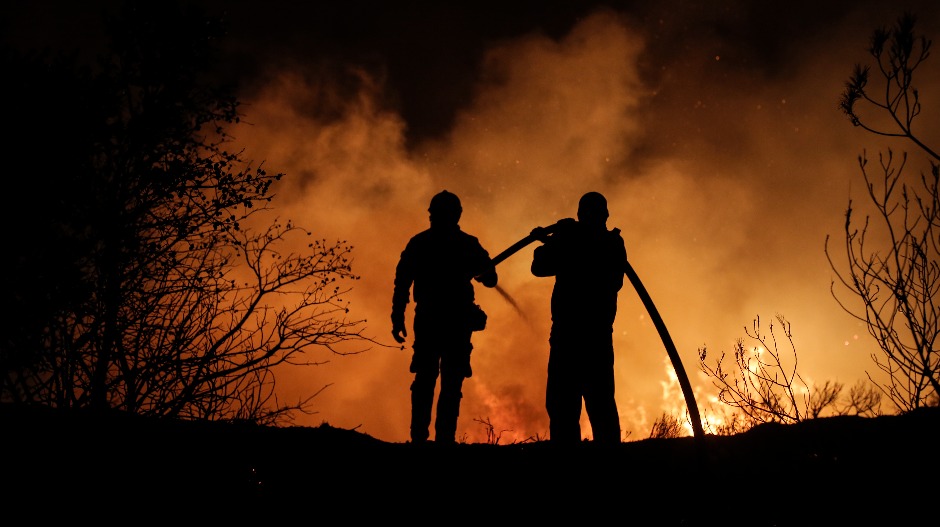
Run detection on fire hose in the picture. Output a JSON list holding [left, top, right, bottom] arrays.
[[488, 220, 705, 442]]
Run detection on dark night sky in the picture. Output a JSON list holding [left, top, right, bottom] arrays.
[[4, 0, 916, 147]]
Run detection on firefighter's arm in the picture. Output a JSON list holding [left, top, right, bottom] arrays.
[[472, 239, 499, 287], [530, 218, 575, 277], [391, 291, 409, 343], [530, 240, 558, 277], [391, 252, 412, 344], [473, 248, 498, 287], [391, 316, 407, 343]]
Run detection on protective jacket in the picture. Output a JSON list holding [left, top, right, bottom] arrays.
[[531, 221, 627, 335], [392, 224, 496, 329]]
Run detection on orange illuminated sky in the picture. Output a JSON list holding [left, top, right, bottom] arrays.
[[7, 0, 939, 443]]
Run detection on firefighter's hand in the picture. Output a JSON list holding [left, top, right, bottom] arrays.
[[392, 311, 407, 344], [392, 324, 407, 344], [531, 226, 550, 242]]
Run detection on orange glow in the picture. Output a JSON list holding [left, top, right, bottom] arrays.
[[222, 6, 940, 443]]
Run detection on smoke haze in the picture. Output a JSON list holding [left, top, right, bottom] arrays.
[[216, 1, 939, 442], [6, 0, 938, 442]]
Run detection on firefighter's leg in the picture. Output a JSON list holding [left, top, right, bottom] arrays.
[[410, 348, 440, 443], [434, 374, 464, 443], [546, 350, 583, 444], [435, 341, 471, 443], [584, 380, 621, 444], [583, 339, 621, 444]]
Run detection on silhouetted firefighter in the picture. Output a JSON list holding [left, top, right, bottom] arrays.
[[488, 191, 705, 444], [391, 190, 498, 444], [529, 192, 626, 444]]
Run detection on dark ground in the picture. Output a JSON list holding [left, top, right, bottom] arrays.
[[4, 403, 938, 525]]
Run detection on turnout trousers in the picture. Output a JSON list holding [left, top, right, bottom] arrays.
[[546, 330, 621, 444], [409, 310, 474, 443]]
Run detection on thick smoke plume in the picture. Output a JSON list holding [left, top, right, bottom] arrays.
[[230, 3, 938, 442]]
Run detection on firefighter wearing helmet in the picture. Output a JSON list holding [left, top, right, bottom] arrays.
[[530, 191, 627, 444], [391, 190, 498, 444]]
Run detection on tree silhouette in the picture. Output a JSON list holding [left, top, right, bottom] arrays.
[[826, 12, 940, 411], [1, 2, 379, 424]]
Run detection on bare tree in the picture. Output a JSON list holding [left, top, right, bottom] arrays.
[[0, 3, 385, 424], [826, 11, 940, 411], [698, 315, 883, 427]]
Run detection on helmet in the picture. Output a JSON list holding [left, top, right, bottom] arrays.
[[577, 191, 608, 223], [428, 190, 462, 215]]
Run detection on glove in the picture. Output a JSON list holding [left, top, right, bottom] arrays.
[[532, 218, 576, 242], [391, 312, 407, 344], [530, 226, 550, 242]]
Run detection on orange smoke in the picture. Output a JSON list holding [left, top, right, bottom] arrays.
[[228, 6, 938, 443]]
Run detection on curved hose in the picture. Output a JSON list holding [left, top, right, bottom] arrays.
[[624, 261, 704, 441], [489, 223, 706, 443]]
